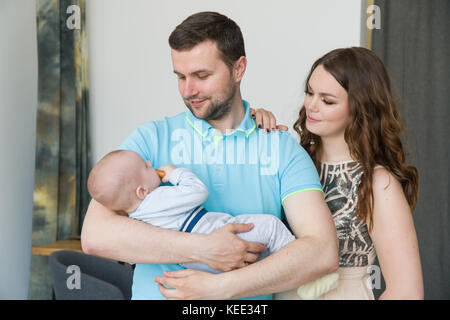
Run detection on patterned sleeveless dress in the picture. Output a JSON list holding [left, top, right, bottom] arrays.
[[275, 160, 377, 300], [316, 161, 376, 300]]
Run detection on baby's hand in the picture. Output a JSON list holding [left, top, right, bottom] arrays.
[[158, 164, 177, 183]]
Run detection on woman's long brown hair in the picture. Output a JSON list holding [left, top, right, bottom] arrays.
[[293, 47, 418, 230]]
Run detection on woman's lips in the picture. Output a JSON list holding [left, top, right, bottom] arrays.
[[307, 115, 321, 123]]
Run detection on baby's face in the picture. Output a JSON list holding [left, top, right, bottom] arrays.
[[137, 158, 162, 192]]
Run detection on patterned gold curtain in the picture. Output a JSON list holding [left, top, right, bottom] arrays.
[[29, 0, 90, 299]]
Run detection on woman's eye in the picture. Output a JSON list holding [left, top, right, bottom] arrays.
[[322, 99, 334, 105], [304, 90, 313, 96], [198, 74, 209, 80]]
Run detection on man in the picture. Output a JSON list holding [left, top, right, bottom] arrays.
[[81, 11, 338, 300]]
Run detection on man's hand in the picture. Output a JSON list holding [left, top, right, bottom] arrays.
[[199, 223, 267, 272], [155, 269, 226, 300]]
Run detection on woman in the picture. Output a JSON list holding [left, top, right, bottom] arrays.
[[252, 47, 424, 299]]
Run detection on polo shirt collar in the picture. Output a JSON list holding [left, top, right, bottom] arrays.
[[185, 100, 256, 139]]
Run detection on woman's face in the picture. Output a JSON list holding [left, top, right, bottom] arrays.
[[304, 65, 351, 139]]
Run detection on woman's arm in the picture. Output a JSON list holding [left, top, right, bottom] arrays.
[[370, 168, 424, 299]]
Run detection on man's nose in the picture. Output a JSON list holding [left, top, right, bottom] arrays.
[[182, 79, 199, 98]]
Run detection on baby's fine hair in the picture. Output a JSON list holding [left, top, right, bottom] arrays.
[[87, 150, 139, 211]]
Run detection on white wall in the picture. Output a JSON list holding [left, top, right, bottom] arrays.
[[0, 0, 363, 299], [0, 0, 37, 299], [87, 0, 363, 163]]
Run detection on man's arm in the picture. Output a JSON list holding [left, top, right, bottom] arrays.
[[82, 199, 199, 263], [81, 199, 266, 267], [154, 190, 339, 299]]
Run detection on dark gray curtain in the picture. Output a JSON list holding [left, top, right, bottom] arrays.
[[371, 0, 450, 299]]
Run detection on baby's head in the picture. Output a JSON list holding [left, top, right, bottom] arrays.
[[87, 150, 161, 213]]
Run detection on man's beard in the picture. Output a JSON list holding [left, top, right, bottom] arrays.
[[184, 84, 237, 121]]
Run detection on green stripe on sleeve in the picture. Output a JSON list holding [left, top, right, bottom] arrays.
[[281, 188, 324, 205]]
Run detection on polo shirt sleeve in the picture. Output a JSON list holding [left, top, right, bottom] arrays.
[[278, 132, 323, 205], [119, 121, 158, 163]]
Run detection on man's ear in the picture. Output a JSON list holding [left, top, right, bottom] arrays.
[[136, 186, 149, 200], [233, 56, 247, 82]]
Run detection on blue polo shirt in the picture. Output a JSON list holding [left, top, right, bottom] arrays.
[[120, 100, 322, 300]]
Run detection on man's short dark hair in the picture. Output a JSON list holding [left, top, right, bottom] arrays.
[[169, 11, 246, 70]]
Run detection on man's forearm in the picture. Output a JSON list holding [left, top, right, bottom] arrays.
[[81, 199, 205, 264], [217, 236, 338, 299]]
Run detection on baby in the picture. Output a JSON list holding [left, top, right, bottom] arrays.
[[87, 150, 338, 299]]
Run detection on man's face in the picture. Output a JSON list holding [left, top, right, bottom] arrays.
[[171, 40, 238, 120]]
